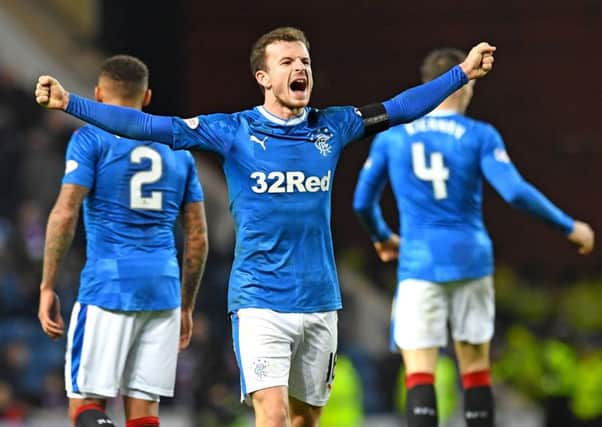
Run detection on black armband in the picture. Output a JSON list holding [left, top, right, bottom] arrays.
[[358, 103, 390, 137]]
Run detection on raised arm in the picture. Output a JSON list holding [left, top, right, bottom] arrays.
[[481, 138, 594, 255], [39, 184, 88, 339], [359, 42, 496, 137], [35, 76, 174, 145], [179, 201, 209, 351], [353, 135, 400, 261]]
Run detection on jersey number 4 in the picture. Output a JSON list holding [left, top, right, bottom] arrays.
[[411, 142, 449, 200], [130, 146, 163, 210]]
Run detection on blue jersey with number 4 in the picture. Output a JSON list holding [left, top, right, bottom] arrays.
[[354, 110, 574, 283], [63, 125, 204, 311], [172, 106, 364, 313]]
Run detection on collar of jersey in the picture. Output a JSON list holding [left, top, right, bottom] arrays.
[[256, 106, 308, 126], [426, 109, 458, 117]]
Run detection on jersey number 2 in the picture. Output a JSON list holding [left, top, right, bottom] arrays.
[[411, 142, 449, 200], [130, 146, 163, 210]]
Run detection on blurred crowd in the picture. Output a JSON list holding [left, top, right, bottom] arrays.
[[1, 65, 601, 427]]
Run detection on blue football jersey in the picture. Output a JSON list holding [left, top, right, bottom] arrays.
[[171, 106, 364, 313], [63, 125, 204, 311], [355, 110, 573, 283]]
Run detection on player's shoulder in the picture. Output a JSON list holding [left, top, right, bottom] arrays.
[[308, 105, 355, 121], [304, 105, 360, 133], [181, 110, 245, 130], [68, 124, 105, 148], [171, 147, 195, 163], [204, 109, 252, 124], [461, 115, 499, 136], [72, 123, 102, 138]]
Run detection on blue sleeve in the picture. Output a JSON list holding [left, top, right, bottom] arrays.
[[337, 107, 365, 145], [383, 65, 468, 126], [183, 152, 205, 204], [66, 94, 174, 144], [171, 114, 234, 157], [61, 127, 99, 189], [353, 133, 394, 241], [66, 94, 233, 156], [480, 125, 574, 234]]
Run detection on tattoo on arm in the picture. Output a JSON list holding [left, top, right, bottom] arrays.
[[41, 184, 88, 289], [180, 202, 209, 310]]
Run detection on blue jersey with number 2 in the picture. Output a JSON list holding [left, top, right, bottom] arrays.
[[63, 125, 204, 311]]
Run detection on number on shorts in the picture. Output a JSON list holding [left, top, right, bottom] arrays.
[[325, 352, 337, 383]]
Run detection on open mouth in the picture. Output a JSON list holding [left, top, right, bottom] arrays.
[[290, 79, 307, 93]]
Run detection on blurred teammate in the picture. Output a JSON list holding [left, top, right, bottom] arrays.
[[35, 28, 494, 427], [37, 55, 208, 427], [353, 47, 594, 427]]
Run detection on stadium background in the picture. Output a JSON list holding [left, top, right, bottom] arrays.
[[0, 0, 601, 426]]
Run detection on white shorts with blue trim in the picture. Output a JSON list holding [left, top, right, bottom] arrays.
[[391, 276, 495, 350], [231, 308, 338, 407], [65, 302, 180, 401]]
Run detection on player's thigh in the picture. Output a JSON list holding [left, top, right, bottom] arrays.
[[449, 276, 494, 347], [391, 279, 449, 350], [288, 311, 337, 408], [232, 308, 299, 404], [121, 308, 180, 400], [65, 303, 136, 398]]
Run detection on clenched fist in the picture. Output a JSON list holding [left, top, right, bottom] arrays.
[[35, 75, 70, 110]]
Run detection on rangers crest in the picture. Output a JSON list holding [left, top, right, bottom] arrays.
[[312, 128, 333, 157]]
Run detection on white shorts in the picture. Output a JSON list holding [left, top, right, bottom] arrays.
[[231, 308, 338, 407], [391, 276, 494, 350], [65, 302, 180, 401]]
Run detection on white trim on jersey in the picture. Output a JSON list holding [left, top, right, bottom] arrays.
[[425, 109, 458, 117], [256, 106, 308, 126]]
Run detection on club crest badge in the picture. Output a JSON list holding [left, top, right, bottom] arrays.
[[252, 358, 269, 380], [312, 128, 333, 157]]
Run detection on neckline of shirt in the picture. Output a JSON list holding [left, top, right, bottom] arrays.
[[426, 109, 459, 117], [256, 106, 308, 126]]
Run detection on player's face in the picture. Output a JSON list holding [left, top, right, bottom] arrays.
[[258, 41, 313, 111]]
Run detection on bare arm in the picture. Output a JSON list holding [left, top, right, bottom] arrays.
[[179, 201, 209, 350], [39, 184, 88, 338]]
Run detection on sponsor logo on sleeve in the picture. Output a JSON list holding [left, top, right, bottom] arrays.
[[184, 117, 199, 129], [65, 160, 78, 174], [494, 148, 511, 163]]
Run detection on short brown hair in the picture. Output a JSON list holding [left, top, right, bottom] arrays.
[[99, 55, 149, 99], [420, 48, 466, 82], [249, 27, 310, 75]]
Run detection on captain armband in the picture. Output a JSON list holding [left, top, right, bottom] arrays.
[[357, 103, 390, 137]]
